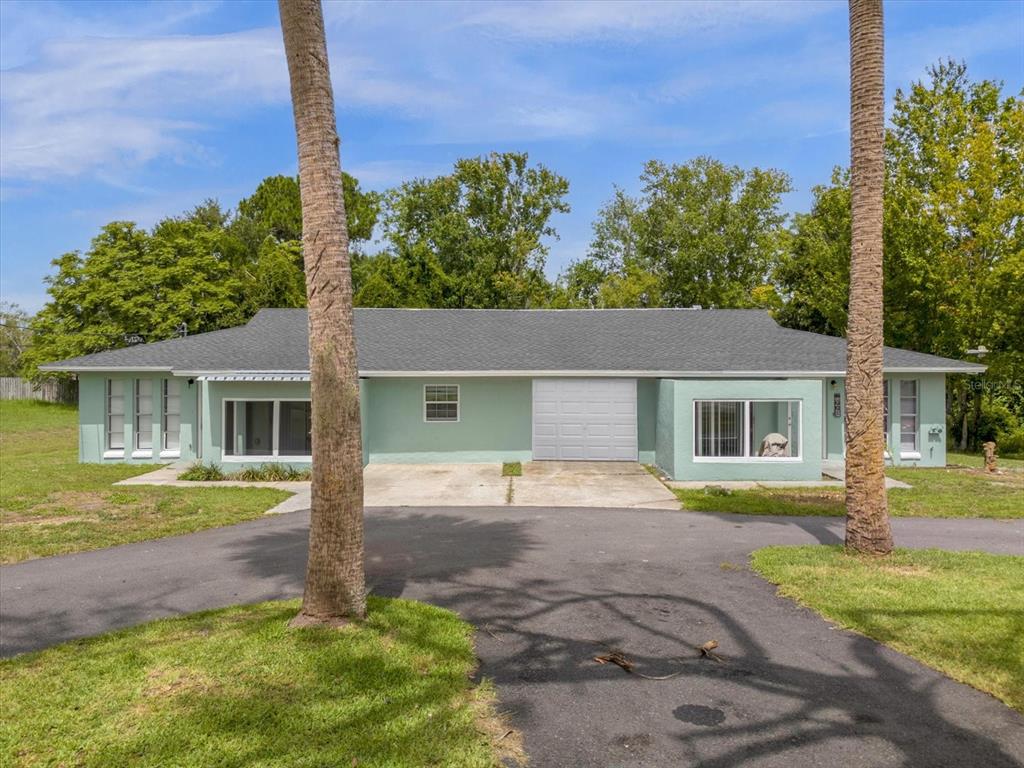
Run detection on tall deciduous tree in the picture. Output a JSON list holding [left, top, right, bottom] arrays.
[[775, 63, 1023, 448], [279, 0, 366, 624], [361, 152, 568, 309], [21, 221, 245, 379], [561, 157, 791, 309], [845, 0, 892, 555]]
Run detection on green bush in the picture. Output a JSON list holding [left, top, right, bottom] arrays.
[[234, 463, 310, 482], [978, 398, 1019, 443], [996, 426, 1024, 457], [178, 463, 225, 481]]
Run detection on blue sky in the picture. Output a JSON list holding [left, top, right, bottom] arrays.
[[1, 0, 1021, 312]]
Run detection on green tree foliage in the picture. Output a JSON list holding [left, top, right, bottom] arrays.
[[236, 173, 380, 246], [22, 221, 245, 378], [0, 302, 32, 377], [20, 173, 381, 378], [776, 61, 1024, 445], [559, 157, 791, 308], [357, 152, 569, 308]]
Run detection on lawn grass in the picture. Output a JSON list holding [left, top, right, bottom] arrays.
[[502, 461, 523, 477], [0, 400, 290, 564], [674, 464, 1022, 519], [751, 546, 1024, 712], [0, 596, 516, 767], [947, 450, 1024, 470]]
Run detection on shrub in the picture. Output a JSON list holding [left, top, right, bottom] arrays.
[[233, 463, 310, 482], [703, 485, 733, 497], [978, 398, 1019, 443], [179, 463, 225, 481], [996, 426, 1024, 457]]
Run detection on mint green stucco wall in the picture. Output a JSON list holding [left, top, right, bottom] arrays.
[[78, 373, 197, 463], [365, 377, 532, 463], [655, 378, 678, 479], [76, 371, 947, 474], [824, 373, 946, 467], [636, 378, 657, 464], [655, 378, 824, 481]]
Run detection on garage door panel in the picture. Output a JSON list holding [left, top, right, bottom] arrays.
[[532, 378, 638, 462]]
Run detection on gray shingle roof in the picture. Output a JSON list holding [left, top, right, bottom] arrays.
[[40, 308, 985, 375]]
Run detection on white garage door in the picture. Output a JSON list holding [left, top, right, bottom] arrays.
[[532, 378, 638, 461]]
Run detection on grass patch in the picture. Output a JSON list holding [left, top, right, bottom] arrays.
[[675, 487, 844, 516], [0, 401, 290, 564], [502, 462, 522, 477], [0, 596, 518, 767], [946, 450, 1024, 470], [674, 464, 1022, 519], [751, 546, 1024, 712]]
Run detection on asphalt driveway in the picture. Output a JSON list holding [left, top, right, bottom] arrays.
[[2, 508, 1022, 767]]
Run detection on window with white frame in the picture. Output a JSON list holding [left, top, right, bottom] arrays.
[[134, 380, 153, 454], [694, 400, 802, 460], [162, 379, 181, 454], [899, 380, 918, 454], [223, 399, 311, 459], [424, 385, 459, 422], [883, 380, 890, 434], [106, 380, 125, 454]]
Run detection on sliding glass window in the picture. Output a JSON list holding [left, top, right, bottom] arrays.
[[694, 400, 802, 460], [223, 400, 311, 460]]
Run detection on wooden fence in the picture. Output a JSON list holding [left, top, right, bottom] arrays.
[[0, 377, 77, 403]]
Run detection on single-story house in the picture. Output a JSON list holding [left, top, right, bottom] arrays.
[[40, 308, 983, 481]]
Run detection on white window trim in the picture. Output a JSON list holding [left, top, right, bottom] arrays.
[[161, 379, 182, 458], [133, 379, 154, 458], [692, 399, 804, 463], [105, 379, 125, 459], [221, 397, 312, 463], [898, 379, 919, 459], [423, 384, 460, 423]]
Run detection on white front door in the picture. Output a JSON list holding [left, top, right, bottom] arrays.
[[532, 378, 638, 461]]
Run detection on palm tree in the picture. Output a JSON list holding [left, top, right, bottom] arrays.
[[845, 0, 893, 555], [279, 0, 366, 623]]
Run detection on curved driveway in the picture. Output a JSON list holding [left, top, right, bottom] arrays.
[[2, 508, 1022, 767]]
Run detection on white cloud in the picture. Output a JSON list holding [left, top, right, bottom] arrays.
[[458, 0, 835, 42], [0, 27, 289, 181]]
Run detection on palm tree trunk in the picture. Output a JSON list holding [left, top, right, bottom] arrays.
[[279, 0, 366, 623], [845, 0, 893, 555]]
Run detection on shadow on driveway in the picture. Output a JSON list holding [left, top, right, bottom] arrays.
[[3, 506, 1022, 766]]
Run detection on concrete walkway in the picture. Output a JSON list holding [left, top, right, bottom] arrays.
[[2, 509, 1021, 767], [119, 461, 679, 511]]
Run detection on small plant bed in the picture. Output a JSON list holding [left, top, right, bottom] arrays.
[[178, 462, 312, 482], [0, 401, 290, 564], [0, 597, 518, 767], [502, 461, 523, 477], [751, 546, 1024, 712], [673, 465, 1022, 519]]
